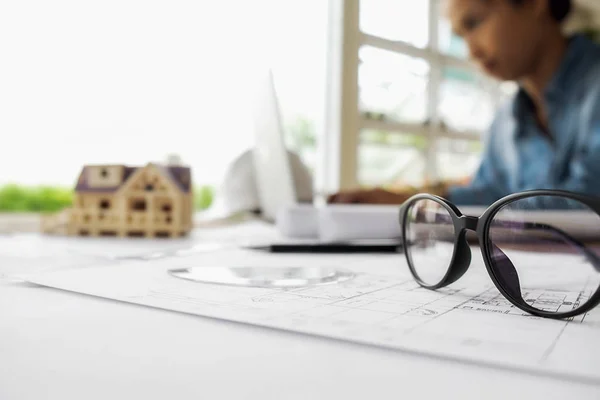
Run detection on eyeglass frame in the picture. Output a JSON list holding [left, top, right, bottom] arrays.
[[398, 189, 600, 320]]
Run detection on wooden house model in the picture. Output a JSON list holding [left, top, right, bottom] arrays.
[[41, 162, 193, 238]]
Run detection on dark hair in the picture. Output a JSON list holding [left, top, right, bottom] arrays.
[[548, 0, 572, 22], [510, 0, 572, 22]]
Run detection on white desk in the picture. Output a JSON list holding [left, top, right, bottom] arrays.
[[1, 223, 599, 400]]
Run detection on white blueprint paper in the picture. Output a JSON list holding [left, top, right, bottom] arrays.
[[0, 221, 277, 278], [18, 246, 600, 384]]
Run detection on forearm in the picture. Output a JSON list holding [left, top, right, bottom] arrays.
[[401, 181, 498, 205]]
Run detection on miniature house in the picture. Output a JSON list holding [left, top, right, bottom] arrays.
[[41, 163, 193, 238]]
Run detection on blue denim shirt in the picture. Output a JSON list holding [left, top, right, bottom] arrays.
[[448, 34, 600, 207]]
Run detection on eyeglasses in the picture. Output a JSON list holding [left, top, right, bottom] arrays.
[[398, 190, 600, 319]]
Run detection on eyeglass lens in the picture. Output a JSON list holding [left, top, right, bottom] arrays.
[[404, 199, 456, 286], [488, 195, 600, 314]]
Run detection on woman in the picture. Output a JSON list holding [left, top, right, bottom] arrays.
[[329, 0, 600, 206]]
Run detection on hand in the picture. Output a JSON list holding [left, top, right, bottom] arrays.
[[327, 187, 413, 205]]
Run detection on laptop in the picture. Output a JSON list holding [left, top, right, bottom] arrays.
[[250, 69, 298, 223], [248, 70, 402, 253]]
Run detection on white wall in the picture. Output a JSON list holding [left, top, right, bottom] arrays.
[[0, 0, 327, 187]]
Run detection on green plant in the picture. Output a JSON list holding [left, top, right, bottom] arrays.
[[362, 130, 428, 150], [194, 185, 215, 210], [0, 184, 216, 213], [286, 116, 317, 151], [0, 184, 73, 213]]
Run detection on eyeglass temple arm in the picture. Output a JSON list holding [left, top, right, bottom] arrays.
[[493, 219, 600, 272]]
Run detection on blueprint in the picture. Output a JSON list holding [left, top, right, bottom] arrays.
[[0, 221, 276, 279], [17, 246, 600, 384]]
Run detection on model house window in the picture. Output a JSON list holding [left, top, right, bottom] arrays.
[[131, 199, 146, 211]]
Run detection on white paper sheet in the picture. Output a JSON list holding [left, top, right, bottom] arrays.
[[0, 221, 278, 279], [18, 247, 600, 384]]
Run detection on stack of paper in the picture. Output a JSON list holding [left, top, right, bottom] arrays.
[[276, 204, 401, 241], [317, 205, 402, 241], [276, 204, 600, 242]]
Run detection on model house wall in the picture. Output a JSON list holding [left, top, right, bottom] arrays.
[[42, 163, 193, 238]]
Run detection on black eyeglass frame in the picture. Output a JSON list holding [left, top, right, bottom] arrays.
[[398, 189, 600, 319]]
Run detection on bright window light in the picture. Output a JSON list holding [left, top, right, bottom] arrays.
[[0, 0, 327, 187]]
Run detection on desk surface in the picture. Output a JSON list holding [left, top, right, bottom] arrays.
[[2, 222, 600, 400]]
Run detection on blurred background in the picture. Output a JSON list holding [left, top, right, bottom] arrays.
[[1, 0, 599, 215]]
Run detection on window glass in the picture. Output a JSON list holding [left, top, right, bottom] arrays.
[[359, 46, 429, 125], [358, 130, 428, 187], [438, 19, 469, 59], [438, 67, 496, 133], [435, 138, 483, 183], [360, 0, 429, 47]]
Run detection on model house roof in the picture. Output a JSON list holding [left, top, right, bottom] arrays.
[[75, 163, 191, 193], [155, 165, 192, 193]]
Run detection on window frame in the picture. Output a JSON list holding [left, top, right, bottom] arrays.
[[323, 0, 505, 192]]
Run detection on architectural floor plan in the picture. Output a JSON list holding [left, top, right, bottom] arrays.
[[18, 246, 600, 385]]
